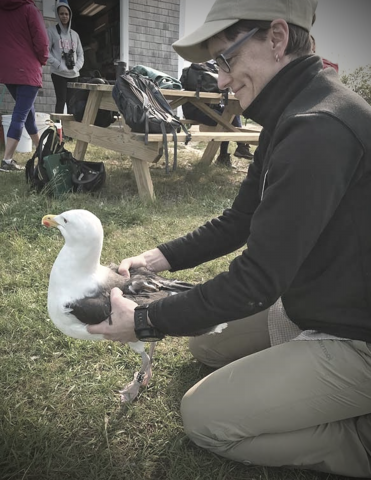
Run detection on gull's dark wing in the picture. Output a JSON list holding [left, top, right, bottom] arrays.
[[66, 288, 187, 326], [66, 290, 111, 325], [66, 265, 195, 327]]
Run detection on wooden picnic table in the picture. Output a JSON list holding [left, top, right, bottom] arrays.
[[51, 82, 261, 201]]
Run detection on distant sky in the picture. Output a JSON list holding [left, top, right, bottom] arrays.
[[184, 0, 371, 74]]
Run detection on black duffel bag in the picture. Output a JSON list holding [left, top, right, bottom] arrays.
[[69, 77, 116, 128]]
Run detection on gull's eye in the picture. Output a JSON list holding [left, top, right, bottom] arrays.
[[62, 217, 68, 224]]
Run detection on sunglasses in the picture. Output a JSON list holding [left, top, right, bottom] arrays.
[[215, 28, 259, 73]]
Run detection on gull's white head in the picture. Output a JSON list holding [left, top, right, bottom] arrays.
[[42, 209, 103, 247]]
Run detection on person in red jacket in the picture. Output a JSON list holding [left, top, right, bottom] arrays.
[[310, 35, 339, 73], [0, 0, 49, 172]]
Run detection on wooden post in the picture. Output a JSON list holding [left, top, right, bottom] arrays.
[[131, 157, 155, 201], [73, 90, 102, 161]]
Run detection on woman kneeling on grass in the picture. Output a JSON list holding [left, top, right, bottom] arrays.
[[88, 0, 371, 476]]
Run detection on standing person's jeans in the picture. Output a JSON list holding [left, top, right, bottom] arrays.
[[51, 74, 78, 113], [5, 84, 39, 140]]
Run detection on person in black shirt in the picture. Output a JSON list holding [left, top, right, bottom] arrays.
[[87, 0, 371, 476]]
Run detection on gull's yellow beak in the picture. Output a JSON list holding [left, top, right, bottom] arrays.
[[42, 214, 58, 228]]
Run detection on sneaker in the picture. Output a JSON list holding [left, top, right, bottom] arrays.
[[215, 153, 236, 169], [234, 144, 253, 159], [0, 159, 24, 172]]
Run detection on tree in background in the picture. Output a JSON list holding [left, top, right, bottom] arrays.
[[341, 65, 371, 105]]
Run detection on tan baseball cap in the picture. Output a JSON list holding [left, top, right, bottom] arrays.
[[173, 0, 318, 62]]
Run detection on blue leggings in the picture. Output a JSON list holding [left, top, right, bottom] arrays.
[[5, 84, 39, 141]]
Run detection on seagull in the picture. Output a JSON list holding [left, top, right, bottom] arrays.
[[42, 209, 226, 402]]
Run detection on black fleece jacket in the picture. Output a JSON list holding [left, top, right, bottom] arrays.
[[148, 55, 371, 342]]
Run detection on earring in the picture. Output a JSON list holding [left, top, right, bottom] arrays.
[[275, 54, 280, 62]]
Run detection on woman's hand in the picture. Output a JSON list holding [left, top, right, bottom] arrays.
[[118, 254, 148, 279], [118, 248, 171, 279], [87, 288, 138, 343]]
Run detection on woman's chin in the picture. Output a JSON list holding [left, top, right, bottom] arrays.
[[238, 99, 251, 111], [235, 92, 252, 111]]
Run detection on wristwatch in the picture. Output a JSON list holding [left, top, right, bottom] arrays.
[[134, 304, 165, 342]]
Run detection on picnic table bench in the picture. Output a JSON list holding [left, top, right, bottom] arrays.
[[51, 82, 261, 201]]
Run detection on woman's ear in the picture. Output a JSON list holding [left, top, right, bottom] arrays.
[[269, 19, 290, 59]]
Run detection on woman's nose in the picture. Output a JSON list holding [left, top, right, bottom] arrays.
[[218, 70, 231, 91]]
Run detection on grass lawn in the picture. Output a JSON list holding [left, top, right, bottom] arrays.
[[0, 139, 346, 480]]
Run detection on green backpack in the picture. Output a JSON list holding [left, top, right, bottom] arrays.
[[130, 65, 183, 90], [25, 125, 66, 193]]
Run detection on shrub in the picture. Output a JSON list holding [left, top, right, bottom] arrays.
[[341, 64, 371, 105]]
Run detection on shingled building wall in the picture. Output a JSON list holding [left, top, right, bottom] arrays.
[[128, 0, 180, 77]]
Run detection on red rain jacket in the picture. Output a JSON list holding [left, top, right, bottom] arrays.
[[0, 0, 49, 87]]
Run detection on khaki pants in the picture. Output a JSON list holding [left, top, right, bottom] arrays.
[[182, 311, 371, 477]]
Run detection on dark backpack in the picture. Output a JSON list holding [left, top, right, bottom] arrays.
[[69, 77, 116, 128], [180, 61, 227, 97], [112, 70, 190, 173], [25, 125, 106, 196]]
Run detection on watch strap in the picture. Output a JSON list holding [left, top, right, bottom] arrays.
[[134, 304, 164, 342]]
